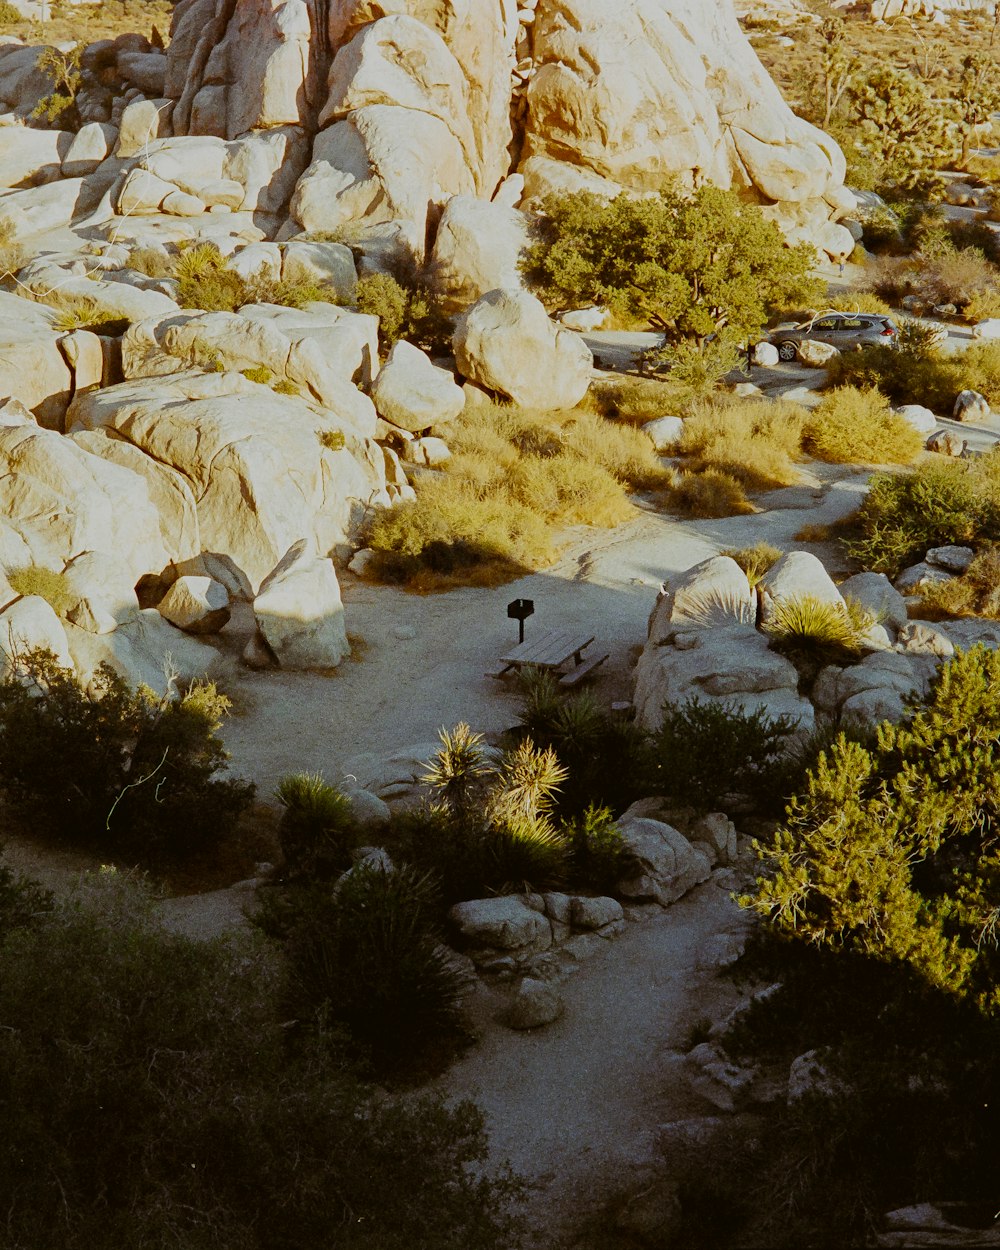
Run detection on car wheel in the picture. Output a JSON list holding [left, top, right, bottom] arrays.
[[777, 341, 798, 362]]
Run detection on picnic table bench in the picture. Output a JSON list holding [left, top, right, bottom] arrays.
[[490, 628, 609, 686]]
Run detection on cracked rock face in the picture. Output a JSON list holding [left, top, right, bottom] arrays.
[[164, 0, 849, 256]]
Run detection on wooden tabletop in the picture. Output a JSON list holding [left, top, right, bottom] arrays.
[[500, 629, 595, 669]]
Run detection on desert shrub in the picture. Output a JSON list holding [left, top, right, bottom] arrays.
[[962, 288, 1000, 322], [802, 385, 923, 465], [561, 803, 633, 894], [174, 244, 245, 311], [240, 365, 272, 385], [283, 863, 470, 1072], [0, 649, 253, 869], [721, 542, 783, 588], [0, 219, 23, 278], [0, 0, 21, 21], [654, 337, 742, 396], [0, 853, 52, 938], [0, 871, 522, 1248], [960, 340, 1000, 406], [241, 272, 337, 308], [126, 245, 174, 278], [385, 728, 570, 903], [649, 696, 800, 814], [354, 272, 452, 353], [824, 291, 892, 315], [664, 469, 754, 518], [918, 546, 1000, 619], [274, 772, 359, 880], [31, 45, 81, 128], [45, 294, 128, 333], [825, 338, 966, 413], [676, 396, 807, 491], [587, 375, 690, 425], [7, 565, 75, 615], [843, 454, 1000, 576], [514, 669, 651, 817], [365, 403, 664, 587], [318, 427, 345, 450]]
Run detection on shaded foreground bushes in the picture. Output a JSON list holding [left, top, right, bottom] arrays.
[[0, 870, 523, 1249], [681, 646, 1000, 1247], [0, 650, 253, 870]]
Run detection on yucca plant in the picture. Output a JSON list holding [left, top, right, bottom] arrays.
[[422, 722, 493, 821], [274, 772, 358, 879], [765, 593, 876, 669]]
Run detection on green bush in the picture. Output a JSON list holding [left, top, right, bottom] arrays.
[[523, 186, 821, 355], [0, 649, 253, 869], [650, 696, 800, 814], [562, 804, 633, 894], [802, 385, 923, 465], [843, 454, 1000, 576], [354, 272, 452, 353], [0, 870, 522, 1248], [0, 1, 21, 22], [7, 565, 75, 615], [764, 593, 876, 670], [174, 245, 339, 313], [274, 772, 358, 879], [0, 853, 52, 939]]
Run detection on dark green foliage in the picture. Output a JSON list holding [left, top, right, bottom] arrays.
[[0, 650, 253, 869], [562, 804, 633, 895], [0, 871, 522, 1249], [0, 853, 52, 939], [747, 645, 1000, 1008], [514, 671, 650, 817], [522, 185, 821, 355], [274, 772, 358, 879], [283, 863, 470, 1073], [651, 696, 799, 814], [844, 456, 1000, 576], [354, 272, 453, 354]]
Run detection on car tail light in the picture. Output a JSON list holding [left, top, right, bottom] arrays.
[[881, 326, 896, 337]]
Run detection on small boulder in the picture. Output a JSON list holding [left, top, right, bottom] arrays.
[[796, 339, 840, 366], [759, 550, 844, 623], [897, 621, 954, 658], [569, 896, 624, 931], [894, 562, 953, 595], [953, 389, 990, 422], [751, 341, 779, 367], [157, 575, 230, 634], [642, 415, 684, 452], [615, 814, 712, 906], [559, 306, 609, 331], [894, 404, 936, 437], [971, 319, 1000, 340], [503, 977, 564, 1029], [838, 571, 908, 632], [926, 428, 966, 457], [925, 545, 974, 574], [449, 895, 552, 954], [371, 340, 464, 433], [648, 556, 755, 640]]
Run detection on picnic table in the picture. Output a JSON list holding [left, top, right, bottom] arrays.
[[491, 628, 608, 687]]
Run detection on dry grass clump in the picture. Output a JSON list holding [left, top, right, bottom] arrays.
[[0, 219, 23, 280], [722, 542, 783, 587], [8, 566, 75, 616], [919, 547, 1000, 620], [587, 376, 690, 426], [824, 292, 893, 315], [963, 290, 1000, 322], [45, 294, 129, 333], [868, 248, 1000, 317], [174, 244, 336, 312], [127, 246, 174, 279], [663, 469, 755, 518], [366, 402, 667, 587], [676, 396, 807, 491], [803, 386, 923, 466]]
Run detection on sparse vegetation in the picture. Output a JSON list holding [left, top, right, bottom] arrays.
[[173, 244, 337, 313], [274, 772, 359, 880], [663, 468, 755, 518], [365, 402, 670, 587], [7, 565, 75, 616], [31, 45, 82, 129], [918, 546, 1000, 619], [676, 396, 807, 491], [722, 542, 783, 588], [0, 219, 23, 279], [44, 294, 129, 333], [354, 272, 453, 353], [803, 385, 923, 465], [126, 245, 174, 278]]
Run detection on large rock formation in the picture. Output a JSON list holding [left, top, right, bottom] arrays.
[[162, 0, 853, 258]]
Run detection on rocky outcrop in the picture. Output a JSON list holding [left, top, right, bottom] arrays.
[[160, 0, 851, 258]]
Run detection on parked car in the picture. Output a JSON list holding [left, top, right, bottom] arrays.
[[768, 313, 899, 361]]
